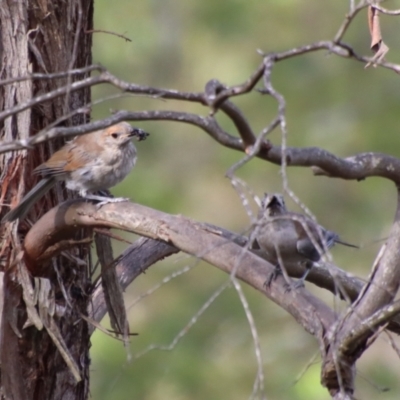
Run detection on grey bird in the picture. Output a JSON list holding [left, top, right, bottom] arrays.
[[256, 193, 358, 288]]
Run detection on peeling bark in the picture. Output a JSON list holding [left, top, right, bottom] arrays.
[[0, 1, 94, 399]]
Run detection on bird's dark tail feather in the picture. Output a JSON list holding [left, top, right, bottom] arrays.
[[2, 178, 55, 222], [335, 239, 359, 249]]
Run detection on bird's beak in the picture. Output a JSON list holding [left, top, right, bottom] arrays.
[[266, 194, 281, 209], [129, 127, 149, 141]]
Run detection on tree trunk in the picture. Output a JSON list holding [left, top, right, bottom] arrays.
[[0, 0, 94, 399]]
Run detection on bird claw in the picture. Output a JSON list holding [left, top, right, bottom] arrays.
[[280, 279, 304, 293], [263, 266, 282, 288], [83, 194, 130, 209], [290, 280, 305, 291], [264, 266, 306, 292], [283, 282, 293, 293], [95, 197, 130, 209]]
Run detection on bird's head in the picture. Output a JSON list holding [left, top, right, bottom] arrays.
[[260, 193, 286, 217], [102, 122, 149, 147]]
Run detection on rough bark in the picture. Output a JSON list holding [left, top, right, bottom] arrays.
[[0, 0, 94, 399]]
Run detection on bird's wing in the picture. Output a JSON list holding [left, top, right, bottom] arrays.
[[34, 159, 69, 177], [292, 214, 335, 262], [296, 237, 320, 262], [33, 143, 76, 177]]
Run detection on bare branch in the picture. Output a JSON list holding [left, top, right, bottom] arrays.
[[85, 29, 132, 42], [4, 109, 400, 188], [23, 200, 337, 340], [340, 300, 400, 354], [0, 65, 105, 87], [211, 40, 400, 109], [334, 0, 370, 43], [204, 79, 260, 150], [369, 3, 400, 15], [21, 200, 400, 333], [336, 189, 400, 356], [131, 282, 230, 360], [0, 75, 107, 123]]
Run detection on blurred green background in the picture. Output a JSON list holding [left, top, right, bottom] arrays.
[[90, 1, 400, 399]]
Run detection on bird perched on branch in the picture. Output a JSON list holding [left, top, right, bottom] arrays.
[[256, 193, 357, 288], [2, 122, 149, 223]]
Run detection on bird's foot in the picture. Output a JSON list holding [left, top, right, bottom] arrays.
[[289, 279, 305, 291], [276, 278, 305, 294], [96, 197, 130, 209], [263, 266, 282, 288], [286, 263, 312, 291], [84, 194, 130, 209], [264, 266, 307, 292]]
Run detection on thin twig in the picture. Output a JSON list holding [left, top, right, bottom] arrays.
[[369, 3, 400, 15], [86, 29, 132, 42], [132, 282, 230, 360]]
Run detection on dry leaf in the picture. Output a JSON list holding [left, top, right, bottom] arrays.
[[366, 6, 390, 68]]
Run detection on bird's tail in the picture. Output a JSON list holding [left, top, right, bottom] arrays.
[[335, 238, 359, 249], [2, 178, 55, 222]]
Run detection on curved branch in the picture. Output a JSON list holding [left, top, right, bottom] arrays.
[[367, 4, 400, 16], [43, 111, 400, 187], [0, 110, 243, 155], [204, 79, 263, 150], [210, 40, 400, 108], [271, 147, 400, 184], [0, 75, 107, 123], [2, 110, 400, 188], [2, 38, 399, 156], [0, 64, 105, 87], [23, 200, 337, 340], [340, 299, 400, 355], [22, 199, 400, 336], [88, 231, 400, 337], [336, 189, 400, 356], [334, 1, 369, 43], [21, 199, 400, 397]]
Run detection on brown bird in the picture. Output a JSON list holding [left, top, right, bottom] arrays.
[[2, 122, 148, 222], [257, 193, 358, 288]]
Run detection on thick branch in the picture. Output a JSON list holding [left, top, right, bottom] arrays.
[[23, 200, 337, 341], [340, 300, 400, 354], [23, 200, 400, 397], [337, 189, 400, 356]]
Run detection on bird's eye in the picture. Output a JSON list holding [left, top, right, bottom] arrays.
[[111, 132, 119, 139]]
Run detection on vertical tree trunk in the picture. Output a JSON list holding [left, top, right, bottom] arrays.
[[0, 1, 94, 399]]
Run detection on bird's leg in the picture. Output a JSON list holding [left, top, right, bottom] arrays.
[[291, 261, 313, 289], [97, 190, 111, 197], [263, 265, 282, 288], [83, 191, 130, 208]]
